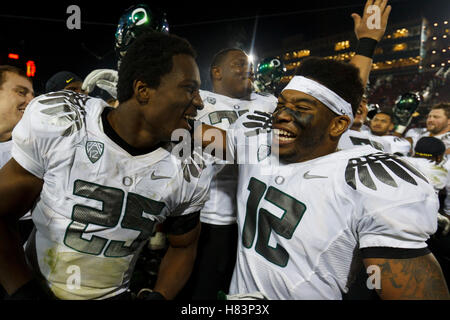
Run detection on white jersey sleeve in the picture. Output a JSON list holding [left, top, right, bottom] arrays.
[[12, 91, 90, 178], [338, 129, 391, 153], [348, 153, 438, 249], [0, 140, 13, 169], [379, 135, 412, 155]]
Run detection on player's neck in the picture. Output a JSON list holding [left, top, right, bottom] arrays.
[[212, 86, 251, 101], [107, 104, 161, 151], [0, 127, 12, 142], [430, 129, 448, 137], [288, 144, 339, 164]]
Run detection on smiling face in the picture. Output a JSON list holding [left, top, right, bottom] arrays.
[[0, 71, 34, 141], [351, 99, 368, 131], [143, 54, 203, 141], [212, 50, 254, 100], [272, 89, 339, 163], [427, 109, 450, 136]]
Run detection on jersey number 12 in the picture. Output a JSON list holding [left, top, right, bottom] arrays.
[[242, 178, 306, 267]]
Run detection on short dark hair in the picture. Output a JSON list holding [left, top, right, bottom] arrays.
[[210, 48, 244, 81], [295, 57, 364, 116], [431, 103, 450, 119], [0, 65, 29, 89], [117, 32, 197, 103], [374, 110, 394, 122]]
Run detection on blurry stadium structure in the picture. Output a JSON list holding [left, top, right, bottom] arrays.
[[262, 17, 449, 128]]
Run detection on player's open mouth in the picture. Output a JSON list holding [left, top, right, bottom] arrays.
[[183, 114, 196, 121], [183, 114, 196, 130], [273, 128, 297, 144]]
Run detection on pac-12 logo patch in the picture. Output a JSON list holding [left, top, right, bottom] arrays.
[[86, 141, 104, 163]]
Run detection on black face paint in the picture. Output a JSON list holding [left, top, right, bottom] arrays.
[[273, 106, 314, 129]]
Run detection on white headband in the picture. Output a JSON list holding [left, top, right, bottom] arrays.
[[282, 76, 354, 124]]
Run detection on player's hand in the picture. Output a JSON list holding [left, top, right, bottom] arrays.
[[136, 288, 166, 300], [437, 213, 450, 236], [242, 111, 273, 137], [82, 69, 118, 99], [351, 0, 392, 41]]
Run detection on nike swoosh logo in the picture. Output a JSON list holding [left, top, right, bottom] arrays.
[[303, 171, 328, 179], [151, 172, 172, 180], [66, 78, 74, 83]]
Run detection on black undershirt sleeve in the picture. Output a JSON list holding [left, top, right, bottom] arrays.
[[361, 246, 431, 259], [163, 211, 200, 235]]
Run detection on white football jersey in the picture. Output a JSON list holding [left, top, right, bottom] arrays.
[[405, 127, 427, 141], [377, 135, 412, 156], [410, 129, 450, 151], [338, 129, 391, 152], [0, 140, 12, 169], [402, 157, 448, 192], [195, 90, 276, 225], [227, 111, 438, 300], [12, 91, 212, 300]]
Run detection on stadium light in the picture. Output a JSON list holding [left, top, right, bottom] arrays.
[[8, 53, 19, 60], [26, 60, 36, 77]]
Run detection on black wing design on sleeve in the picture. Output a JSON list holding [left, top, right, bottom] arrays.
[[345, 153, 428, 191], [38, 91, 89, 137]]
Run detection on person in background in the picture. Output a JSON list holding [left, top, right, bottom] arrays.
[[177, 48, 277, 300], [0, 65, 34, 299], [45, 71, 85, 94], [369, 111, 411, 155]]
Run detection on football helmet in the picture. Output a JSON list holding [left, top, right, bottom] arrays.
[[115, 4, 169, 66]]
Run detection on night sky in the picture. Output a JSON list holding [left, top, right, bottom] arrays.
[[0, 0, 448, 93]]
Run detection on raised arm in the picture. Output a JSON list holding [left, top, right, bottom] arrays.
[[364, 253, 450, 299], [350, 0, 391, 87]]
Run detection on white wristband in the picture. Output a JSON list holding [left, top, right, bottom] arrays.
[[395, 125, 407, 134]]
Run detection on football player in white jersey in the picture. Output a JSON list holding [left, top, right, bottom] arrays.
[[178, 48, 277, 300], [199, 0, 449, 299], [369, 111, 412, 155], [337, 96, 391, 152], [0, 32, 213, 300]]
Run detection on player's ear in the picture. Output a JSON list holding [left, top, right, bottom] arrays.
[[133, 80, 153, 105], [211, 66, 222, 81], [329, 115, 351, 140], [389, 122, 394, 132]]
